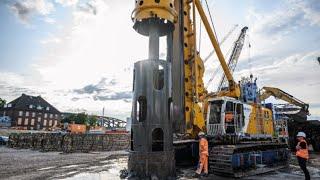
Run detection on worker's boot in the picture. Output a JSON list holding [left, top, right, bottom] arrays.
[[193, 173, 201, 178], [202, 173, 208, 177]]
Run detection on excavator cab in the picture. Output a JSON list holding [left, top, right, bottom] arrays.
[[206, 97, 247, 137]]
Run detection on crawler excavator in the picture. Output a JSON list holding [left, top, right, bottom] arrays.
[[259, 87, 320, 152], [129, 0, 291, 178]]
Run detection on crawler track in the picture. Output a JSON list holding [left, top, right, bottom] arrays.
[[209, 143, 290, 178]]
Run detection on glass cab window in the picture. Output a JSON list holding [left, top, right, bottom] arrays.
[[209, 100, 223, 124]]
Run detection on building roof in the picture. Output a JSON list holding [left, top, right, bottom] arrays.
[[3, 94, 60, 114]]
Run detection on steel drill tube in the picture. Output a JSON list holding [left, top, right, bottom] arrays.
[[148, 24, 160, 60]]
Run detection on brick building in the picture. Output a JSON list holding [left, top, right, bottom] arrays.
[[0, 94, 61, 130]]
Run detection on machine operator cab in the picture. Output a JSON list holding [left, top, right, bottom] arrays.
[[206, 96, 252, 137]]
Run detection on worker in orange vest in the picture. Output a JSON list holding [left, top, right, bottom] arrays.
[[296, 132, 310, 180], [195, 131, 208, 177]]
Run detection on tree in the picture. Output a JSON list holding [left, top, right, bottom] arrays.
[[0, 98, 6, 108], [61, 113, 88, 124], [86, 116, 98, 126], [75, 113, 87, 124], [61, 113, 99, 126]]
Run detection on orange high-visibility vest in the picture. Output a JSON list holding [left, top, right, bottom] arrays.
[[225, 113, 234, 122], [199, 138, 208, 156], [296, 139, 309, 159]]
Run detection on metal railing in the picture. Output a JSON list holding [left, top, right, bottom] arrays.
[[208, 124, 224, 135]]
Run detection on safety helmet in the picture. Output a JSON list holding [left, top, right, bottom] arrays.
[[297, 132, 306, 138], [198, 132, 205, 136]]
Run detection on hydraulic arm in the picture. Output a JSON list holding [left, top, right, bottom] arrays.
[[260, 86, 309, 114]]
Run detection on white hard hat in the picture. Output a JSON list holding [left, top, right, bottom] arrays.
[[297, 132, 306, 138], [198, 132, 205, 136]]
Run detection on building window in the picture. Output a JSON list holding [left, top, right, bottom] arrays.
[[17, 118, 22, 125], [38, 117, 41, 122], [3, 111, 6, 116], [55, 114, 58, 119], [19, 111, 23, 116], [43, 119, 47, 126], [25, 118, 29, 125], [32, 112, 35, 117], [26, 111, 29, 116], [46, 107, 50, 111], [44, 113, 48, 118], [31, 119, 35, 126], [49, 120, 52, 126], [53, 120, 57, 126], [29, 105, 33, 109], [50, 114, 53, 118], [7, 104, 12, 108]]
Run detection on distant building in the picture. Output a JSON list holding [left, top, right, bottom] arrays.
[[0, 94, 61, 130]]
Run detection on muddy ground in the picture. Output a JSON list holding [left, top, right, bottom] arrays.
[[0, 146, 319, 180]]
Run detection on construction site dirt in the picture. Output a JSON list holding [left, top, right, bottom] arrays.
[[0, 147, 319, 180]]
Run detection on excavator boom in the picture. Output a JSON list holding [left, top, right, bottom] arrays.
[[260, 86, 309, 113]]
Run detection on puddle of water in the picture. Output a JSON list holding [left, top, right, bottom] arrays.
[[61, 157, 127, 180], [61, 165, 81, 169], [65, 171, 79, 175], [61, 156, 320, 180], [55, 171, 80, 179], [62, 171, 119, 180], [38, 166, 56, 171]]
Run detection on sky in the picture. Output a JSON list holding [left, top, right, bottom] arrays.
[[0, 0, 319, 120]]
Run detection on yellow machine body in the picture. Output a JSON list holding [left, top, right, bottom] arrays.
[[246, 105, 274, 135], [132, 0, 177, 24], [182, 0, 206, 138]]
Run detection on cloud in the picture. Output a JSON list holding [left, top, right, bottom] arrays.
[[71, 97, 80, 101], [73, 77, 131, 101], [77, 1, 97, 15], [0, 84, 43, 100], [248, 0, 320, 41], [233, 50, 320, 119], [43, 17, 56, 24], [73, 77, 116, 94], [290, 0, 320, 26], [40, 37, 61, 44], [93, 91, 132, 101], [55, 0, 78, 7], [8, 0, 55, 23], [10, 2, 31, 22]]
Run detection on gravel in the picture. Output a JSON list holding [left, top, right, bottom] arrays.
[[0, 146, 319, 180], [0, 146, 128, 180]]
